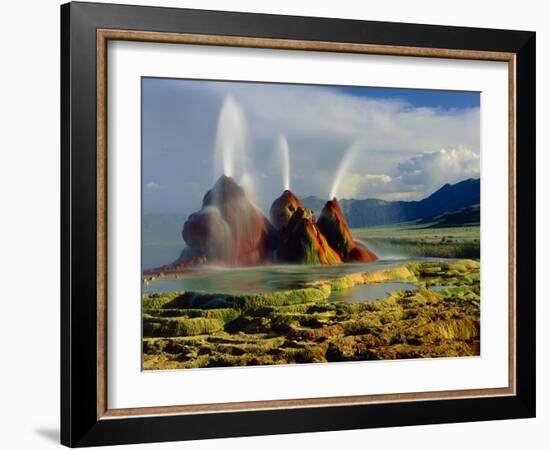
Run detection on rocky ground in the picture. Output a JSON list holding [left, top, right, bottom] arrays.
[[142, 260, 480, 370]]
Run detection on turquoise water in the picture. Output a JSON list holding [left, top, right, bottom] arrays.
[[143, 258, 428, 303], [327, 281, 418, 302]]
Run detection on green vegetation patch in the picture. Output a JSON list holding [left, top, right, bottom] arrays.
[[143, 259, 481, 369], [144, 316, 225, 337], [144, 307, 240, 322], [408, 259, 480, 287], [351, 223, 480, 259], [329, 277, 355, 291], [230, 286, 330, 311], [142, 291, 184, 310]]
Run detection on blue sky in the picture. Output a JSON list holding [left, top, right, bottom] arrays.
[[332, 86, 480, 109], [142, 78, 480, 216]]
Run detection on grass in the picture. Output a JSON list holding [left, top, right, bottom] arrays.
[[142, 259, 480, 369], [351, 222, 480, 258]]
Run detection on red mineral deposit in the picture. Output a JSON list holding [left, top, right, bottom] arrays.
[[317, 198, 377, 262], [269, 189, 304, 230], [182, 175, 277, 266], [277, 207, 343, 265]]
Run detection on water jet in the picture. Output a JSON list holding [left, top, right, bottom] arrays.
[[213, 96, 248, 180], [329, 142, 362, 200], [275, 134, 291, 191]]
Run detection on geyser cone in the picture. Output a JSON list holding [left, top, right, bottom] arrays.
[[277, 207, 342, 265], [317, 198, 377, 262], [181, 206, 232, 261], [182, 175, 277, 265], [269, 190, 304, 230]]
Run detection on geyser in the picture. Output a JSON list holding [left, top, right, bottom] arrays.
[[182, 175, 277, 266], [317, 198, 378, 262], [239, 172, 259, 207], [329, 142, 361, 200], [277, 207, 342, 265], [148, 180, 377, 275], [213, 96, 248, 179], [269, 189, 303, 230], [275, 135, 291, 191], [149, 131, 378, 273], [182, 206, 232, 261]]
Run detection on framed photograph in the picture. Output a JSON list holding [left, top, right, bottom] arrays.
[[61, 2, 536, 447]]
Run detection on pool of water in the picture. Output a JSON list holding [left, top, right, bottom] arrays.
[[142, 257, 439, 301], [327, 281, 418, 302]]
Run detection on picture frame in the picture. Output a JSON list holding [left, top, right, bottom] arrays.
[[61, 1, 536, 447]]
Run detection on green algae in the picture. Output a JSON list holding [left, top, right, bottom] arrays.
[[142, 259, 481, 369], [144, 317, 226, 337]]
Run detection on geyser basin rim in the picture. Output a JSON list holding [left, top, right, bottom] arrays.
[[142, 258, 430, 295]]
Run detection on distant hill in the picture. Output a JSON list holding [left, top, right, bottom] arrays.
[[143, 179, 480, 245], [300, 195, 326, 214], [421, 204, 480, 228], [302, 178, 480, 227]]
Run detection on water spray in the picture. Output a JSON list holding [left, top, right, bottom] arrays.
[[275, 134, 290, 191], [213, 96, 248, 179], [329, 141, 363, 200]]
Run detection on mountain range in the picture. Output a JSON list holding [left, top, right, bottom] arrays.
[[143, 178, 480, 249], [302, 178, 480, 228]]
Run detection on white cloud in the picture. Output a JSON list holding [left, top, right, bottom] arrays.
[[396, 147, 480, 193], [338, 173, 392, 199], [145, 181, 163, 190], [335, 147, 479, 200], [381, 191, 425, 201], [212, 83, 479, 155], [206, 83, 479, 201], [143, 79, 480, 212]]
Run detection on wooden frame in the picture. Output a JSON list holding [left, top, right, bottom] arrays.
[[61, 1, 535, 447]]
